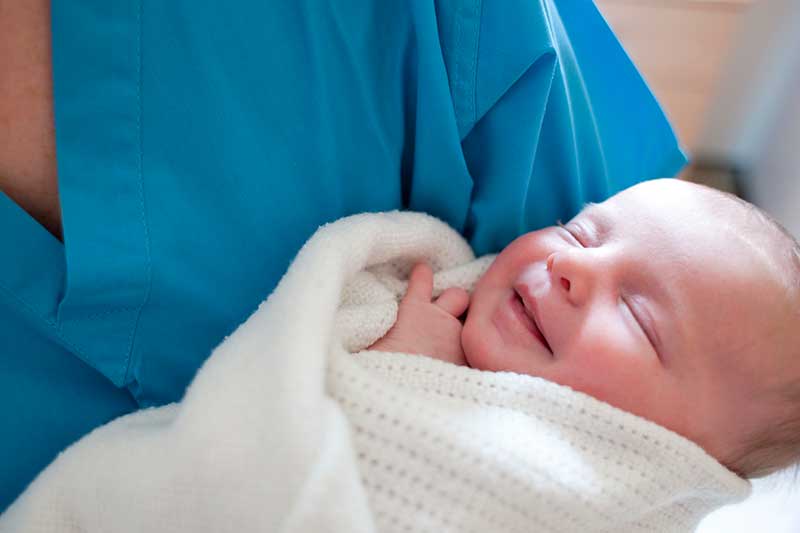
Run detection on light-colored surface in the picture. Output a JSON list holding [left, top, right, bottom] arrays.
[[595, 0, 748, 153], [691, 0, 800, 236], [694, 0, 800, 169], [697, 469, 800, 532], [742, 59, 800, 237]]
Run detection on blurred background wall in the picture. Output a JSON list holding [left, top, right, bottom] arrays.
[[595, 0, 749, 158], [596, 0, 800, 237]]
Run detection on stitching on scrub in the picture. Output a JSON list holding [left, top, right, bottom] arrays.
[[0, 280, 94, 364], [121, 0, 154, 388], [452, 1, 475, 135], [453, 3, 463, 131], [471, 0, 483, 126], [59, 305, 139, 322], [452, 0, 481, 136]]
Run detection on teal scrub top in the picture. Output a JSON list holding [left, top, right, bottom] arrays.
[[0, 0, 685, 512]]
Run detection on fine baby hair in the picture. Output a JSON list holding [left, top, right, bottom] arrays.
[[706, 186, 800, 480]]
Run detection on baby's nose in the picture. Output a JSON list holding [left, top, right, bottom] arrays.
[[546, 251, 591, 305], [546, 253, 572, 289]]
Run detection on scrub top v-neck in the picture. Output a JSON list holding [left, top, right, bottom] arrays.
[[0, 0, 686, 512]]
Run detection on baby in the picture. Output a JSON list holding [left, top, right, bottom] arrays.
[[5, 178, 792, 531], [369, 178, 800, 480]]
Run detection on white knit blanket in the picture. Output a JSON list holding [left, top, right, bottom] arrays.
[[0, 211, 750, 533]]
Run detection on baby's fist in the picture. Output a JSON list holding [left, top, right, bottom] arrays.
[[368, 262, 469, 365]]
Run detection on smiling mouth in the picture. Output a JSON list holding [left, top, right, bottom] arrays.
[[511, 290, 552, 353]]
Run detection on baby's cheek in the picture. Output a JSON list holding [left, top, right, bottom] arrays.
[[569, 316, 645, 366], [460, 319, 491, 370], [461, 318, 509, 372], [554, 335, 655, 405]]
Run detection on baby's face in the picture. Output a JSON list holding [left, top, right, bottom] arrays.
[[462, 179, 794, 467]]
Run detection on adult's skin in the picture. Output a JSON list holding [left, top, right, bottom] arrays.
[[0, 0, 62, 240]]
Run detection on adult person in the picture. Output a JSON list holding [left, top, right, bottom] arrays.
[[0, 0, 685, 512]]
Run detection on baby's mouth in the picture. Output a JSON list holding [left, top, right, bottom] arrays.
[[512, 289, 552, 354]]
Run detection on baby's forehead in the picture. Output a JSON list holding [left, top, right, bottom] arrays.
[[689, 259, 797, 384], [572, 201, 603, 221], [594, 184, 787, 262]]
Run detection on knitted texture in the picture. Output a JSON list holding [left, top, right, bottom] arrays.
[[0, 211, 750, 532], [330, 351, 749, 532]]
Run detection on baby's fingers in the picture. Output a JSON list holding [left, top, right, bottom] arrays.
[[434, 287, 469, 317], [405, 262, 433, 301]]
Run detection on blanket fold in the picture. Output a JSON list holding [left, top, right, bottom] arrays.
[[0, 211, 749, 533]]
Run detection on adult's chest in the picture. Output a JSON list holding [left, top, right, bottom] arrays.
[[1, 0, 472, 409]]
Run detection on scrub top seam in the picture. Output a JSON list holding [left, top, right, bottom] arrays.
[[451, 0, 482, 139], [122, 0, 154, 387], [62, 305, 139, 321], [471, 0, 484, 127], [0, 280, 94, 363], [563, 33, 611, 192]]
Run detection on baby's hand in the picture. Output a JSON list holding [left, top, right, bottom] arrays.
[[367, 262, 469, 365]]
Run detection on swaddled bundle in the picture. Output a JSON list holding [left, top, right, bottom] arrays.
[[0, 212, 749, 533]]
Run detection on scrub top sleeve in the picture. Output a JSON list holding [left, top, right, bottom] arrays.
[[429, 0, 687, 255]]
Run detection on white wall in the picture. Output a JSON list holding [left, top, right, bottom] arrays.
[[745, 66, 800, 238], [695, 0, 800, 238]]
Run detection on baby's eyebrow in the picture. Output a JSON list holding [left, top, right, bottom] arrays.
[[573, 203, 610, 242], [580, 202, 604, 221], [648, 290, 677, 366]]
